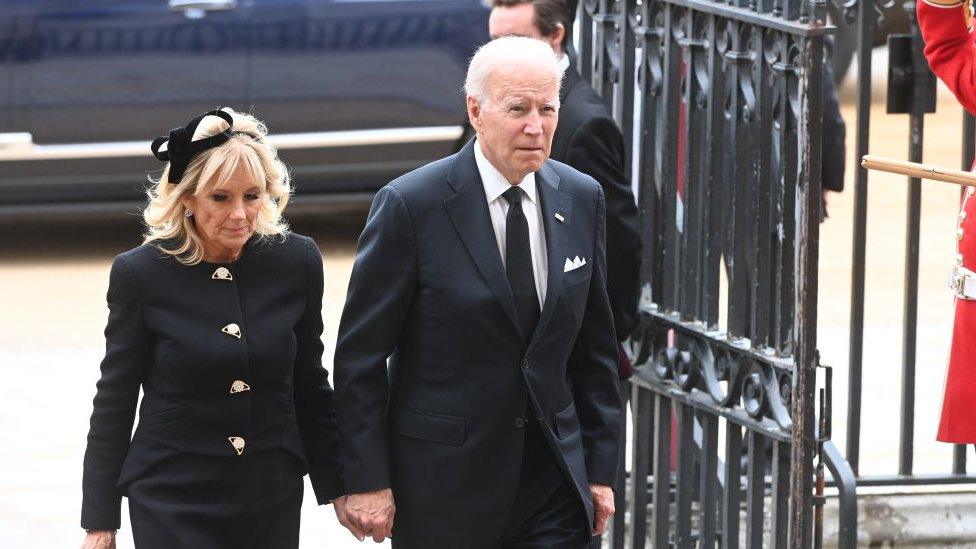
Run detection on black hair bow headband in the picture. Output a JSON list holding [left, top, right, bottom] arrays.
[[150, 109, 235, 184]]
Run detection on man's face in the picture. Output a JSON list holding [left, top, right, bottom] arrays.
[[489, 4, 563, 55], [467, 65, 559, 183]]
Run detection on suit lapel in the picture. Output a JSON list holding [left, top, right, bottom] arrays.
[[444, 141, 523, 339], [528, 163, 572, 351]]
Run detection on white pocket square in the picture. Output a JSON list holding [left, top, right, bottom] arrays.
[[563, 256, 587, 273]]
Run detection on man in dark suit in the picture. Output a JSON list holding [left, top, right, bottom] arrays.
[[489, 0, 642, 367], [334, 36, 622, 547], [487, 6, 640, 545], [821, 35, 847, 220]]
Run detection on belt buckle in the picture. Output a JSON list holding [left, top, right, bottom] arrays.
[[950, 265, 976, 300], [965, 274, 976, 300]]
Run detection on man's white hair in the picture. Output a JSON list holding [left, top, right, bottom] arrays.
[[464, 36, 563, 104]]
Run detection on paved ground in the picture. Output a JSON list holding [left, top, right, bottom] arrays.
[[3, 58, 976, 545]]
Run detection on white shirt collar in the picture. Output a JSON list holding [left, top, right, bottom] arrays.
[[474, 139, 538, 205], [558, 53, 570, 72]]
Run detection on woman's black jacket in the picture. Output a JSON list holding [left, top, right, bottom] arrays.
[[81, 233, 344, 530]]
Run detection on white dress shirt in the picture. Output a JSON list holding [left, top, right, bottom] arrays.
[[474, 139, 548, 307]]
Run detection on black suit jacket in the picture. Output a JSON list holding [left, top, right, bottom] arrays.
[[81, 233, 343, 530], [334, 140, 622, 548], [822, 37, 846, 195], [550, 61, 642, 341]]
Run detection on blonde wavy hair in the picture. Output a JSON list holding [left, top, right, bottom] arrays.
[[142, 108, 292, 265]]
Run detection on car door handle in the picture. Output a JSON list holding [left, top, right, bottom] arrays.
[[168, 0, 238, 12]]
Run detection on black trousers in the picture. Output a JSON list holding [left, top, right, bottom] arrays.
[[127, 449, 304, 549], [500, 420, 590, 549]]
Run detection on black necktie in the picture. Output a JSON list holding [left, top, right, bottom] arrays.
[[502, 186, 540, 340]]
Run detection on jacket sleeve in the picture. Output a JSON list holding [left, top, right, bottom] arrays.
[[918, 0, 976, 114], [293, 237, 345, 504], [81, 254, 147, 530], [334, 185, 418, 494], [567, 185, 623, 487], [565, 117, 642, 340]]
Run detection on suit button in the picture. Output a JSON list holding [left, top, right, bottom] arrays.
[[212, 267, 233, 281], [514, 417, 526, 429], [229, 380, 251, 394], [522, 360, 530, 369], [221, 323, 242, 339], [228, 436, 245, 456]]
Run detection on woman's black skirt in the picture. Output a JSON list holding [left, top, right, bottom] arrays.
[[127, 449, 304, 549]]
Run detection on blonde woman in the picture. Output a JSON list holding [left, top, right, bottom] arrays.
[[80, 109, 349, 549]]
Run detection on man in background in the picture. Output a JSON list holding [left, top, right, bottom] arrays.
[[821, 36, 847, 220]]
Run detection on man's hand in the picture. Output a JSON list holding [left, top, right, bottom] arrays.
[[332, 495, 366, 540], [344, 488, 395, 542], [81, 530, 115, 549], [590, 483, 615, 536]]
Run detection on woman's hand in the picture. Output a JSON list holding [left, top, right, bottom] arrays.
[[81, 530, 116, 549]]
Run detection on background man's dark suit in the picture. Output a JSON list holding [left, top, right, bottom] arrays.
[[822, 37, 847, 199], [549, 60, 643, 347], [334, 140, 622, 548]]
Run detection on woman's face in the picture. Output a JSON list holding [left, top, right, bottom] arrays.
[[183, 164, 263, 262]]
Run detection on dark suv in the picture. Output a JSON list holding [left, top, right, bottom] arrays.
[[0, 0, 488, 214]]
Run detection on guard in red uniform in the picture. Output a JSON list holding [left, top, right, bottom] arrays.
[[918, 0, 976, 444]]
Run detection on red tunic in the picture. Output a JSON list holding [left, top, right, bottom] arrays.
[[918, 0, 976, 442]]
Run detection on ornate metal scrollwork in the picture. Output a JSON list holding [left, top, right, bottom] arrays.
[[704, 347, 743, 407], [741, 360, 768, 419], [673, 338, 701, 391], [827, 0, 899, 27], [634, 316, 798, 434], [636, 0, 665, 96]]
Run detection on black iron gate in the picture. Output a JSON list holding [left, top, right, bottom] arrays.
[[573, 0, 833, 546], [572, 0, 976, 544]]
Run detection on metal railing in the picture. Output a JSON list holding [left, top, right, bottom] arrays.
[[574, 0, 838, 546], [839, 0, 976, 487], [574, 0, 976, 545]]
